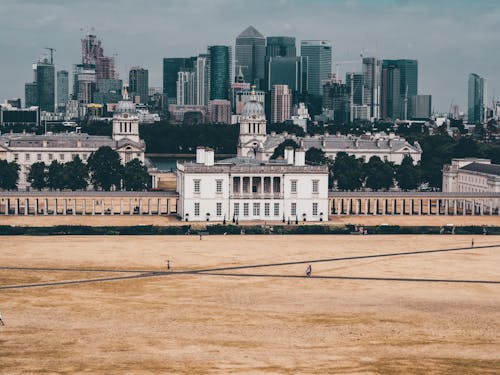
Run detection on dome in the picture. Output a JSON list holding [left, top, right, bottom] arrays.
[[242, 99, 264, 117], [115, 100, 137, 114]]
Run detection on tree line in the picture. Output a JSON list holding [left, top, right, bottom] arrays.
[[0, 146, 150, 191]]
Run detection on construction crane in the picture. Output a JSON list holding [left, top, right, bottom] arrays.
[[44, 47, 56, 65]]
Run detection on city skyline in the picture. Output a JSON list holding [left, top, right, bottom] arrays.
[[1, 0, 499, 112]]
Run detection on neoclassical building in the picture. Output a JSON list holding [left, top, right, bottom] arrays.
[[177, 93, 329, 222], [0, 96, 145, 190], [443, 158, 500, 193]]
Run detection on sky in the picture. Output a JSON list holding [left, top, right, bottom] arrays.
[[1, 0, 499, 112]]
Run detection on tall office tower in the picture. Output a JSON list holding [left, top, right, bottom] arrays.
[[129, 67, 149, 104], [195, 54, 210, 106], [73, 64, 96, 104], [409, 94, 432, 119], [208, 45, 232, 100], [94, 79, 123, 104], [56, 70, 69, 112], [468, 73, 487, 124], [381, 62, 401, 119], [176, 71, 196, 105], [27, 57, 55, 113], [267, 56, 307, 94], [382, 59, 418, 119], [271, 84, 292, 123], [235, 26, 266, 88], [81, 32, 116, 80], [345, 72, 363, 105], [266, 36, 296, 58], [362, 57, 381, 119], [300, 40, 332, 97], [163, 57, 196, 104], [322, 80, 351, 125]]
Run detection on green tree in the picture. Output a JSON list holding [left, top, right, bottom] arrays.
[[0, 160, 19, 190], [122, 159, 150, 191], [364, 156, 394, 191], [396, 155, 421, 191], [332, 152, 364, 190], [64, 156, 88, 190], [27, 162, 46, 190], [87, 146, 123, 191], [305, 147, 328, 165], [270, 139, 300, 160], [47, 160, 65, 190]]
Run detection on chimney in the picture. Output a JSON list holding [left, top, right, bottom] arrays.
[[295, 148, 305, 166], [196, 146, 206, 164], [205, 148, 215, 166], [284, 146, 294, 165]]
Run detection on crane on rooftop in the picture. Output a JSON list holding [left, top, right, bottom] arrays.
[[44, 47, 56, 65]]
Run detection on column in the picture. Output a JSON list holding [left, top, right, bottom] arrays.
[[44, 198, 48, 215], [148, 199, 152, 215], [462, 200, 466, 216], [82, 199, 86, 215], [92, 199, 96, 215], [34, 199, 38, 216], [337, 199, 341, 215], [392, 199, 396, 215], [491, 200, 494, 216], [427, 199, 431, 215], [111, 200, 115, 216], [53, 198, 58, 216], [373, 199, 378, 215], [139, 199, 143, 215], [167, 199, 171, 215], [129, 199, 133, 215], [480, 200, 484, 215], [418, 199, 422, 215], [400, 199, 404, 215], [63, 199, 67, 215], [157, 199, 161, 216], [382, 199, 387, 215], [454, 200, 457, 215], [120, 199, 124, 215], [445, 200, 449, 215], [4, 199, 9, 216], [101, 200, 105, 215], [436, 199, 440, 215], [364, 199, 369, 215], [73, 200, 76, 215], [410, 199, 414, 215], [23, 198, 28, 215]]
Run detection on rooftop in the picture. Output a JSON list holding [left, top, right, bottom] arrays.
[[460, 162, 500, 177], [237, 26, 264, 39]]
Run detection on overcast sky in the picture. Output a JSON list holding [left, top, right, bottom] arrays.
[[1, 0, 499, 112]]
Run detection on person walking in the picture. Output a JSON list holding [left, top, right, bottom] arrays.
[[471, 238, 475, 248], [0, 311, 5, 326], [306, 265, 312, 277], [167, 260, 170, 272]]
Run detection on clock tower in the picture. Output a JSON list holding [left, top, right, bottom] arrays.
[[237, 86, 267, 158]]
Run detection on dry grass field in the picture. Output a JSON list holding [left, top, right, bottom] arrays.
[[1, 235, 499, 374]]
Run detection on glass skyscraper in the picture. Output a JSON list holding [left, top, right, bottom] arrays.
[[129, 67, 149, 104], [35, 59, 55, 112], [381, 62, 401, 119], [267, 56, 307, 93], [266, 36, 296, 59], [235, 26, 265, 88], [208, 45, 232, 100], [163, 57, 196, 103], [362, 57, 382, 119], [468, 73, 486, 124], [300, 40, 332, 97], [57, 70, 69, 111]]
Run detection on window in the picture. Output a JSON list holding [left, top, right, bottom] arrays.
[[216, 202, 222, 216], [48, 153, 53, 161], [264, 203, 270, 216], [25, 153, 30, 161], [274, 203, 280, 216], [193, 179, 201, 193], [291, 180, 297, 193], [312, 180, 319, 194], [313, 203, 318, 216], [234, 203, 240, 216], [37, 154, 42, 161], [60, 154, 65, 161], [194, 202, 200, 216], [291, 202, 297, 216], [14, 154, 19, 161], [243, 203, 249, 216], [216, 179, 223, 193], [253, 203, 260, 216]]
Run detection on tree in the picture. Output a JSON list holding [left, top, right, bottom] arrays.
[[122, 159, 150, 191], [396, 155, 421, 191], [332, 152, 363, 190], [27, 162, 46, 190], [87, 146, 123, 191], [64, 156, 88, 190], [305, 147, 328, 165], [270, 139, 300, 160], [0, 160, 19, 190], [364, 156, 394, 191], [47, 160, 65, 190]]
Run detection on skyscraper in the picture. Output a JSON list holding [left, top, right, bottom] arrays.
[[271, 84, 292, 123], [300, 40, 332, 96], [362, 57, 381, 119], [468, 73, 487, 124], [208, 45, 232, 100], [409, 95, 432, 119], [381, 62, 401, 119], [176, 70, 196, 105], [24, 82, 38, 108], [382, 59, 418, 119], [81, 32, 116, 80], [345, 72, 363, 106], [322, 80, 350, 125], [27, 57, 55, 113], [266, 36, 296, 59], [267, 56, 307, 93], [162, 57, 196, 104], [195, 54, 210, 106], [57, 70, 69, 112], [129, 67, 149, 104], [235, 26, 266, 88]]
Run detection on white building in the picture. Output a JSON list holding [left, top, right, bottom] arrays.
[[177, 92, 329, 222], [443, 158, 500, 193], [0, 96, 145, 190], [291, 103, 310, 131]]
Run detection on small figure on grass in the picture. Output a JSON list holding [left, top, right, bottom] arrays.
[[306, 264, 312, 278]]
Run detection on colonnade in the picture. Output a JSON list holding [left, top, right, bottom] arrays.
[[329, 196, 500, 216], [0, 195, 176, 216]]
